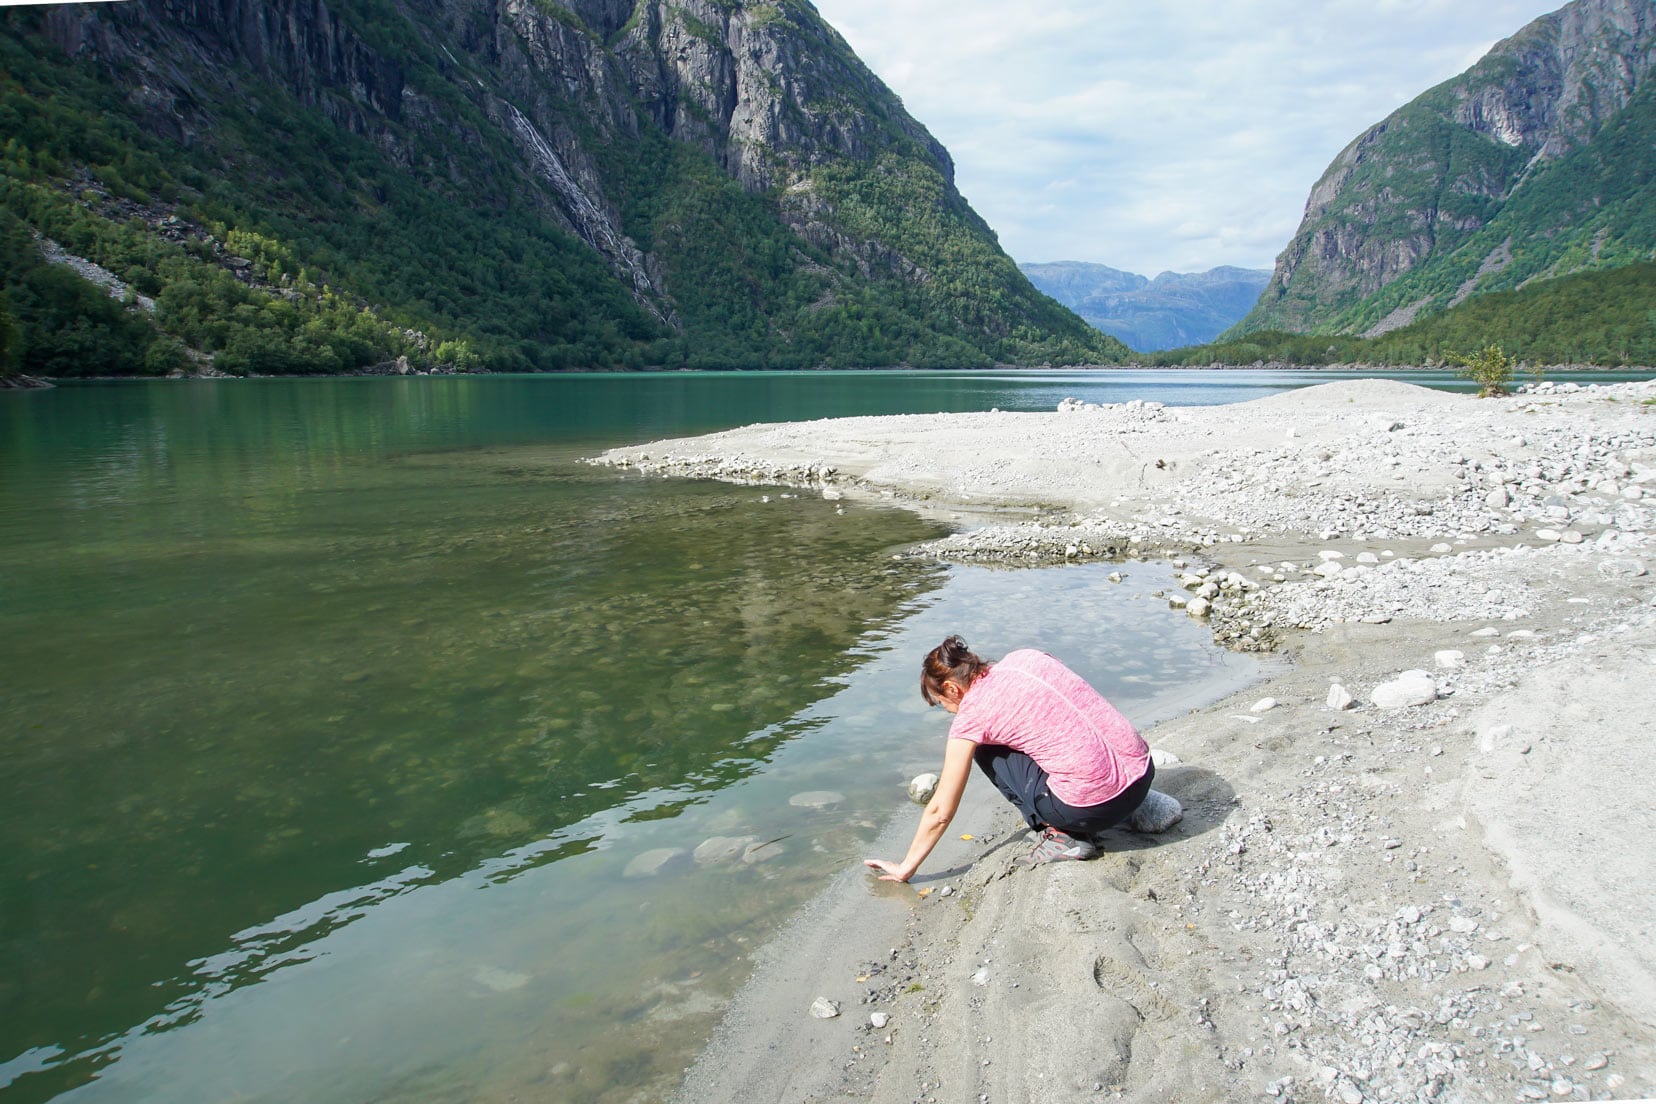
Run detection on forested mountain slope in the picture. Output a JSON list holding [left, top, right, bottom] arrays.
[[0, 0, 1123, 376], [1235, 0, 1656, 341]]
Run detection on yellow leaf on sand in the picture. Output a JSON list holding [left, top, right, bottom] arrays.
[[959, 834, 975, 841], [915, 887, 932, 898]]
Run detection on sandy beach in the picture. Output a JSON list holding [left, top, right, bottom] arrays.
[[596, 378, 1656, 1104]]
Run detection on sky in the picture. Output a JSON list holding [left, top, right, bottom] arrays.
[[809, 0, 1565, 278]]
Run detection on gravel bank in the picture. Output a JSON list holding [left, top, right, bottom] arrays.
[[594, 378, 1656, 1104]]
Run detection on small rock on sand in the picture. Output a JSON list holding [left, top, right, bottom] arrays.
[[869, 1011, 889, 1029], [1326, 683, 1355, 711], [1128, 789, 1183, 833], [1370, 671, 1438, 709], [1251, 697, 1279, 713], [809, 997, 840, 1019]]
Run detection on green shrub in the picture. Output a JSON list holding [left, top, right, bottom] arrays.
[[1449, 343, 1518, 397]]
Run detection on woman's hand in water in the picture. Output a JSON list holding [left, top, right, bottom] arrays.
[[862, 858, 911, 883]]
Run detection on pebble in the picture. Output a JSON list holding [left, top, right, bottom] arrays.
[[908, 773, 939, 805], [1326, 683, 1355, 710], [809, 997, 840, 1019], [1251, 697, 1278, 713], [870, 1011, 889, 1029]]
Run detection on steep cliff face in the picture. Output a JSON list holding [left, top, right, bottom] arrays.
[[2, 0, 1119, 371], [1238, 0, 1656, 337]]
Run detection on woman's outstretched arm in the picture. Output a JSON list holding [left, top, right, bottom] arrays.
[[863, 737, 975, 883]]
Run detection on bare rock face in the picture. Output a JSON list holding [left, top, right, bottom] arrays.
[[613, 0, 949, 191], [32, 0, 963, 330]]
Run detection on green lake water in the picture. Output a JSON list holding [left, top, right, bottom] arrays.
[[2, 369, 1644, 1103]]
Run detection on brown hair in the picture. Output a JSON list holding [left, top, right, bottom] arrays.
[[920, 634, 990, 705]]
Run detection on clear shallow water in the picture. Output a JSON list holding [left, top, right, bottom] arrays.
[[1, 368, 1642, 1103]]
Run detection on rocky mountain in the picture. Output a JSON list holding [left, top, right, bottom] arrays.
[[1020, 261, 1271, 352], [1236, 0, 1656, 339], [0, 0, 1122, 376]]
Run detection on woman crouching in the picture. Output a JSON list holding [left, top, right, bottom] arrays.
[[863, 634, 1173, 883]]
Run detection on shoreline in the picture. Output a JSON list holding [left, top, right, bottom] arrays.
[[597, 377, 1656, 1103], [8, 363, 1656, 387]]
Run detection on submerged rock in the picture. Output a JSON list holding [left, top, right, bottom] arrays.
[[742, 839, 784, 864], [692, 836, 756, 866], [789, 790, 846, 809], [623, 847, 684, 878]]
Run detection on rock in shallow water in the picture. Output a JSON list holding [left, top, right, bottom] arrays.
[[789, 790, 845, 809], [908, 772, 939, 804], [742, 839, 784, 864], [623, 848, 684, 878], [692, 836, 756, 866]]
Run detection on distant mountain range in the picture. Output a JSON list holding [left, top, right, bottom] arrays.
[[1020, 262, 1271, 352], [1236, 0, 1656, 340]]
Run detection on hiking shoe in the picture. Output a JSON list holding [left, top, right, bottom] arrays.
[[1026, 826, 1098, 865]]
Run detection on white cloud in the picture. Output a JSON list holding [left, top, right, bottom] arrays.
[[809, 0, 1564, 276]]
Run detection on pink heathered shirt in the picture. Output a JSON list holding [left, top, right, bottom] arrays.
[[947, 649, 1150, 807]]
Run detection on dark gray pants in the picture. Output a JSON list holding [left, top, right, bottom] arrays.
[[973, 745, 1155, 838]]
